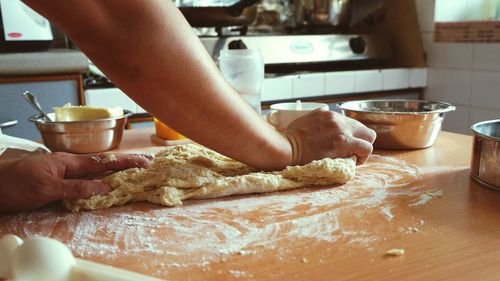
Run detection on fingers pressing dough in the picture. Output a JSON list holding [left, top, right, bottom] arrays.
[[64, 144, 356, 211]]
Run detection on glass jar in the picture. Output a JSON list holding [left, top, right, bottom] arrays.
[[218, 49, 264, 115]]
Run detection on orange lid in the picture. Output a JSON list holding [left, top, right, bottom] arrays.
[[154, 118, 186, 140]]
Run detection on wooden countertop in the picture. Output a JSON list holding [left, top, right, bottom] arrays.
[[1, 128, 500, 281]]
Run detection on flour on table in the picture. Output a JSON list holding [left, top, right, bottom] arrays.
[[380, 205, 394, 221], [2, 154, 426, 279], [64, 144, 356, 211], [408, 189, 444, 207]]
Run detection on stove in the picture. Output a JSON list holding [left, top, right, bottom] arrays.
[[200, 34, 392, 73]]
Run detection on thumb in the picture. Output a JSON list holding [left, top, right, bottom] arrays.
[[58, 179, 111, 200]]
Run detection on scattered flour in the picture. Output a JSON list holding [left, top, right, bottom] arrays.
[[103, 154, 117, 163], [0, 154, 434, 279], [399, 219, 425, 234], [409, 189, 444, 207], [380, 206, 394, 221], [90, 153, 117, 164], [229, 270, 250, 278]]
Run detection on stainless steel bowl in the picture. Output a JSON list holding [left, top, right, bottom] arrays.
[[337, 100, 456, 149], [471, 119, 500, 191], [29, 111, 132, 154]]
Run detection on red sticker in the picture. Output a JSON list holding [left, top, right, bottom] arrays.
[[7, 32, 22, 38]]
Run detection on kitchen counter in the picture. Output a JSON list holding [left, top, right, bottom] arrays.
[[1, 128, 500, 281], [0, 50, 88, 76]]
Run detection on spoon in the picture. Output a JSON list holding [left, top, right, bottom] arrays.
[[22, 91, 53, 122]]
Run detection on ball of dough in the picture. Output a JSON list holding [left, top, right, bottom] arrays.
[[0, 234, 24, 278], [11, 237, 76, 281]]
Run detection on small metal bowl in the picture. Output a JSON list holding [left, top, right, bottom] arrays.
[[29, 111, 132, 154], [337, 100, 456, 149], [471, 119, 500, 191]]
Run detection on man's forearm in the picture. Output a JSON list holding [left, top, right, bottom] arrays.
[[23, 0, 292, 170]]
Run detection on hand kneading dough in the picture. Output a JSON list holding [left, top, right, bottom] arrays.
[[64, 144, 356, 211]]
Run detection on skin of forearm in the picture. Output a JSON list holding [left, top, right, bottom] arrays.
[[22, 0, 292, 171]]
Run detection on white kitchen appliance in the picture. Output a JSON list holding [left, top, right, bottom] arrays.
[[0, 0, 53, 52], [201, 34, 392, 73]]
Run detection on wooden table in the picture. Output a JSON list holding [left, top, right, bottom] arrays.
[[1, 128, 500, 281]]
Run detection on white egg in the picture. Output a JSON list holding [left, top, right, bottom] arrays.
[[0, 234, 24, 278], [11, 237, 76, 281]]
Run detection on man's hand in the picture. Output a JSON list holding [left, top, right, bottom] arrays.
[[0, 152, 151, 212], [284, 110, 376, 165]]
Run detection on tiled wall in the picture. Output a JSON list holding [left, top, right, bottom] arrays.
[[434, 0, 500, 22], [416, 0, 500, 134], [262, 68, 426, 101]]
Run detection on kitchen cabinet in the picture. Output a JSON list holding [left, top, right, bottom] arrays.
[[84, 88, 137, 113], [262, 76, 294, 101], [354, 69, 384, 93], [382, 68, 410, 91], [0, 75, 83, 140], [324, 71, 356, 95], [262, 68, 427, 102], [292, 73, 325, 98]]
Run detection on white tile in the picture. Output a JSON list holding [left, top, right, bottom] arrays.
[[469, 107, 500, 127], [354, 70, 382, 93], [382, 68, 410, 90], [471, 70, 500, 111], [442, 105, 470, 134], [465, 0, 498, 21], [435, 0, 467, 22], [135, 104, 147, 114], [472, 43, 500, 72], [424, 68, 444, 101], [262, 76, 294, 101], [292, 73, 324, 98], [442, 69, 472, 105], [434, 0, 446, 22], [84, 88, 137, 113], [464, 0, 484, 21], [421, 32, 446, 67], [443, 43, 473, 69], [324, 71, 355, 95], [415, 0, 435, 32], [410, 68, 428, 87]]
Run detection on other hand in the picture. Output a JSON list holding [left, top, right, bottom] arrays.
[[0, 152, 151, 212]]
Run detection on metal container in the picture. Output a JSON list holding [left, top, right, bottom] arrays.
[[29, 111, 131, 154], [471, 119, 500, 191], [292, 0, 384, 28], [178, 0, 259, 28], [337, 100, 456, 150]]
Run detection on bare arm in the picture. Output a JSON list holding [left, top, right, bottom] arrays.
[[23, 0, 376, 171], [23, 0, 292, 171]]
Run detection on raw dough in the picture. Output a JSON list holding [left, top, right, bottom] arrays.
[[64, 144, 356, 211], [385, 248, 405, 256]]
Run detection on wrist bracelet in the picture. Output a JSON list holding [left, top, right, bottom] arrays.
[[280, 130, 302, 166]]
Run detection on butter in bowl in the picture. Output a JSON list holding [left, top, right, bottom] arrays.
[[30, 104, 131, 154], [53, 103, 125, 121]]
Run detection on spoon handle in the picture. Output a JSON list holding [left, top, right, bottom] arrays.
[[22, 91, 53, 122]]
